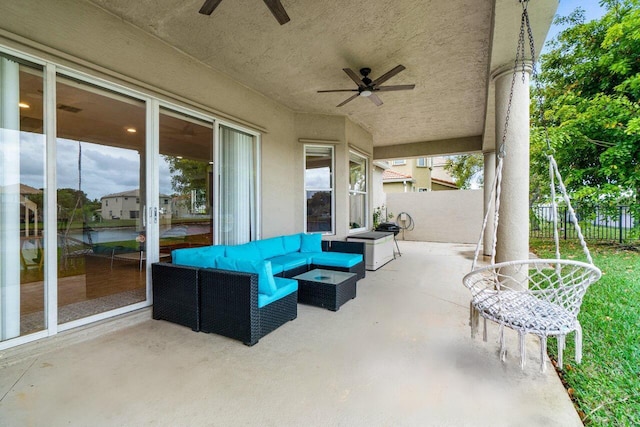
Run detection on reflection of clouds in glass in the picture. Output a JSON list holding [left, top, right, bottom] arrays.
[[57, 139, 140, 200], [19, 132, 45, 189], [159, 156, 171, 195], [305, 167, 330, 189]]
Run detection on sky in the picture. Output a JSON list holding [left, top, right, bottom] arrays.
[[543, 0, 607, 49], [18, 1, 610, 201]]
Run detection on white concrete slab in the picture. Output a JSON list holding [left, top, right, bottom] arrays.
[[0, 242, 582, 426]]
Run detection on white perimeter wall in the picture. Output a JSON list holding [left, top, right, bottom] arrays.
[[386, 190, 483, 243]]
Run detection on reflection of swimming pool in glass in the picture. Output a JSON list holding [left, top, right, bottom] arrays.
[[314, 275, 330, 281]]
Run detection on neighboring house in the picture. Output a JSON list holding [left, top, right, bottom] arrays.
[[382, 169, 415, 193], [101, 190, 172, 220], [383, 157, 457, 192]]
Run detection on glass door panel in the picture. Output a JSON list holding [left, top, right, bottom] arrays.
[[219, 125, 256, 245], [0, 55, 46, 340], [56, 76, 146, 324], [159, 109, 213, 257]]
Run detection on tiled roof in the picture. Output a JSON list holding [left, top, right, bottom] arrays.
[[382, 170, 413, 181], [432, 177, 458, 187], [101, 189, 139, 199]]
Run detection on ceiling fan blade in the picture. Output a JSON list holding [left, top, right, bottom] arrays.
[[199, 0, 223, 15], [376, 84, 416, 92], [263, 0, 290, 25], [343, 68, 366, 88], [368, 93, 383, 107], [317, 89, 359, 93], [336, 93, 360, 107], [371, 65, 406, 87]]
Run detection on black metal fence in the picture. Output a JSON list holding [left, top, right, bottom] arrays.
[[530, 205, 638, 244]]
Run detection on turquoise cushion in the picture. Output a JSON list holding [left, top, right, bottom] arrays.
[[225, 242, 262, 261], [300, 233, 322, 253], [273, 252, 317, 266], [268, 254, 309, 271], [255, 237, 286, 259], [312, 252, 363, 268], [217, 257, 277, 296], [269, 262, 285, 276], [172, 245, 225, 267], [258, 277, 298, 308], [282, 234, 302, 253]]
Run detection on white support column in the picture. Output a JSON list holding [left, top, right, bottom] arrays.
[[0, 57, 21, 340], [492, 63, 531, 267], [483, 150, 496, 257]]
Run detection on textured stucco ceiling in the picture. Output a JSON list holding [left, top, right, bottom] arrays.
[[86, 0, 555, 149]]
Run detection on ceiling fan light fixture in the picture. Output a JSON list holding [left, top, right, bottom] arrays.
[[360, 89, 373, 97]]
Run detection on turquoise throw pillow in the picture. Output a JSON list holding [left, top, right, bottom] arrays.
[[300, 233, 322, 253], [282, 234, 302, 253], [217, 257, 277, 296], [225, 242, 262, 260]]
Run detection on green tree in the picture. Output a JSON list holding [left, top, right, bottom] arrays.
[[164, 156, 210, 214], [531, 0, 640, 211], [443, 154, 483, 189]]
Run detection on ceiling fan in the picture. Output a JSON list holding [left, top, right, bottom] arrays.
[[318, 65, 416, 107], [199, 0, 290, 25], [318, 65, 415, 107]]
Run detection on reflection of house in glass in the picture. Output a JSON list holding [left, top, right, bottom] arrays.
[[20, 184, 42, 236], [100, 189, 171, 220]]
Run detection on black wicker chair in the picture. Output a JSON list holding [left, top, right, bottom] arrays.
[[152, 263, 200, 331], [152, 262, 297, 346]]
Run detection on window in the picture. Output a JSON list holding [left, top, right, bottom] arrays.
[[391, 159, 406, 165], [304, 145, 334, 234], [417, 157, 433, 168], [349, 151, 368, 232]]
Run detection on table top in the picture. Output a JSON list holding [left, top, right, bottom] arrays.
[[347, 231, 394, 240], [294, 269, 356, 285]]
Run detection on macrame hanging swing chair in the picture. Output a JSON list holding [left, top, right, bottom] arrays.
[[462, 0, 602, 373]]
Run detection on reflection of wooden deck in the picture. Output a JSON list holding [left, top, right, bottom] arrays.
[[21, 255, 148, 314], [21, 275, 88, 315]]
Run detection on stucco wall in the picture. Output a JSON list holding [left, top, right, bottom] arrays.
[[0, 0, 370, 240], [386, 190, 483, 243]]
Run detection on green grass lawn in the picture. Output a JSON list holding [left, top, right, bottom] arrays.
[[529, 238, 640, 426]]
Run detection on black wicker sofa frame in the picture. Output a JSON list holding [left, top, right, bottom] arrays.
[[152, 262, 298, 346], [151, 240, 365, 346]]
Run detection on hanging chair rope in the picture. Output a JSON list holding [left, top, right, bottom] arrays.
[[472, 0, 595, 270], [464, 0, 602, 373]]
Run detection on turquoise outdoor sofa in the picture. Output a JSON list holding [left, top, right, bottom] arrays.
[[151, 233, 365, 345]]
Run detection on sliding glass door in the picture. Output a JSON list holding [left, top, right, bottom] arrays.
[[56, 75, 146, 324], [159, 108, 214, 256], [219, 125, 258, 245], [1, 47, 262, 349], [0, 54, 45, 340]]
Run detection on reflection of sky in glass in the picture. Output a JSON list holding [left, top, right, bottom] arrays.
[[19, 132, 45, 190], [56, 138, 140, 201], [305, 167, 330, 189], [18, 133, 185, 201], [159, 156, 171, 196]]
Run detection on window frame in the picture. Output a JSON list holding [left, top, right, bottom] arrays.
[[348, 150, 368, 234], [303, 144, 335, 235]]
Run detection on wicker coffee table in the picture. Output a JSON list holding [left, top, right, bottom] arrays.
[[293, 269, 357, 311]]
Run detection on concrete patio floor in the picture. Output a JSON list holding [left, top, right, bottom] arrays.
[[0, 241, 582, 426]]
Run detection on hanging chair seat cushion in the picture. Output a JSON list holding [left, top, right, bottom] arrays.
[[472, 290, 577, 335]]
